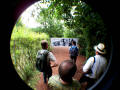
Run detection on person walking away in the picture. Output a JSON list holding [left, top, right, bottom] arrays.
[[79, 43, 107, 89], [36, 40, 58, 85], [69, 40, 79, 63]]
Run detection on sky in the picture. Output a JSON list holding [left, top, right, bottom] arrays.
[[20, 1, 75, 28], [21, 1, 49, 28]]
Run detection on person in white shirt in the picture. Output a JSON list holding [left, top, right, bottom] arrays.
[[79, 43, 107, 89], [37, 40, 58, 84]]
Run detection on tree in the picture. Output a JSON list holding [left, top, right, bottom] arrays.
[[31, 2, 64, 37], [28, 0, 111, 58], [47, 0, 111, 58]]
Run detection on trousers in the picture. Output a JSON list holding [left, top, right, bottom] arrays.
[[79, 74, 96, 89], [70, 55, 77, 63], [43, 67, 52, 83]]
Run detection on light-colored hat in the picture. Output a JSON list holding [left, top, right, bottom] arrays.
[[94, 43, 106, 54]]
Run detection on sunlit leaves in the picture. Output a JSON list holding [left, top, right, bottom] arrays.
[[10, 25, 50, 89], [48, 0, 109, 58]]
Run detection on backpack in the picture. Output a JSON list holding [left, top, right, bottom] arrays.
[[36, 50, 49, 72], [70, 46, 78, 56]]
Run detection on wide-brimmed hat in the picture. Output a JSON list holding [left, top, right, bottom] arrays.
[[94, 43, 106, 54]]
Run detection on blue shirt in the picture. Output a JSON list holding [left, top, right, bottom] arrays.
[[69, 45, 79, 56]]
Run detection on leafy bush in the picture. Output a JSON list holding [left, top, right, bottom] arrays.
[[48, 0, 111, 60], [10, 25, 50, 89]]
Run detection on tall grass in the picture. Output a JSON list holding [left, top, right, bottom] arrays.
[[10, 25, 50, 89]]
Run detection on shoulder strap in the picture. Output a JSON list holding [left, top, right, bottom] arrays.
[[93, 56, 96, 64], [42, 50, 49, 56], [75, 46, 78, 51], [43, 50, 50, 66], [91, 56, 96, 69], [44, 50, 49, 54], [71, 46, 77, 50]]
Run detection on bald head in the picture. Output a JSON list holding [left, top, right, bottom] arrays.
[[58, 60, 77, 83]]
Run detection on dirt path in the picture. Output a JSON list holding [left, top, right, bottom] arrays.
[[36, 46, 86, 90]]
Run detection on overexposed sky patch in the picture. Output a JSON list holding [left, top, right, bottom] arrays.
[[21, 1, 49, 28]]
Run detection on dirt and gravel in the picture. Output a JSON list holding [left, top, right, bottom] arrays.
[[36, 46, 86, 90]]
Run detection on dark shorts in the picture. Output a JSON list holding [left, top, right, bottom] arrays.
[[79, 74, 96, 89], [43, 66, 52, 83], [70, 55, 77, 63]]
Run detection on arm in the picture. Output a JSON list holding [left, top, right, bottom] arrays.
[[76, 46, 79, 55], [51, 60, 58, 67], [48, 52, 58, 67], [83, 57, 94, 74], [69, 47, 71, 54]]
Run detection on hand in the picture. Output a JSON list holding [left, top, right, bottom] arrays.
[[51, 63, 58, 68]]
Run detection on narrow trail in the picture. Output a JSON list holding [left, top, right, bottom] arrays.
[[36, 46, 86, 90]]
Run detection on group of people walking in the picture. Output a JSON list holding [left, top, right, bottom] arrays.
[[36, 40, 107, 90]]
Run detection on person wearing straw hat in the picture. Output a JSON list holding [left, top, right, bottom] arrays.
[[79, 43, 107, 89]]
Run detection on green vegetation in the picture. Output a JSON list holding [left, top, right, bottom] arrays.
[[47, 0, 111, 58], [10, 23, 50, 89], [10, 0, 111, 89]]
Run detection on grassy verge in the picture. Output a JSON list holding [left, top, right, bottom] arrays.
[[10, 26, 50, 89]]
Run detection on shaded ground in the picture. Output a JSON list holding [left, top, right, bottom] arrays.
[[36, 46, 86, 90]]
